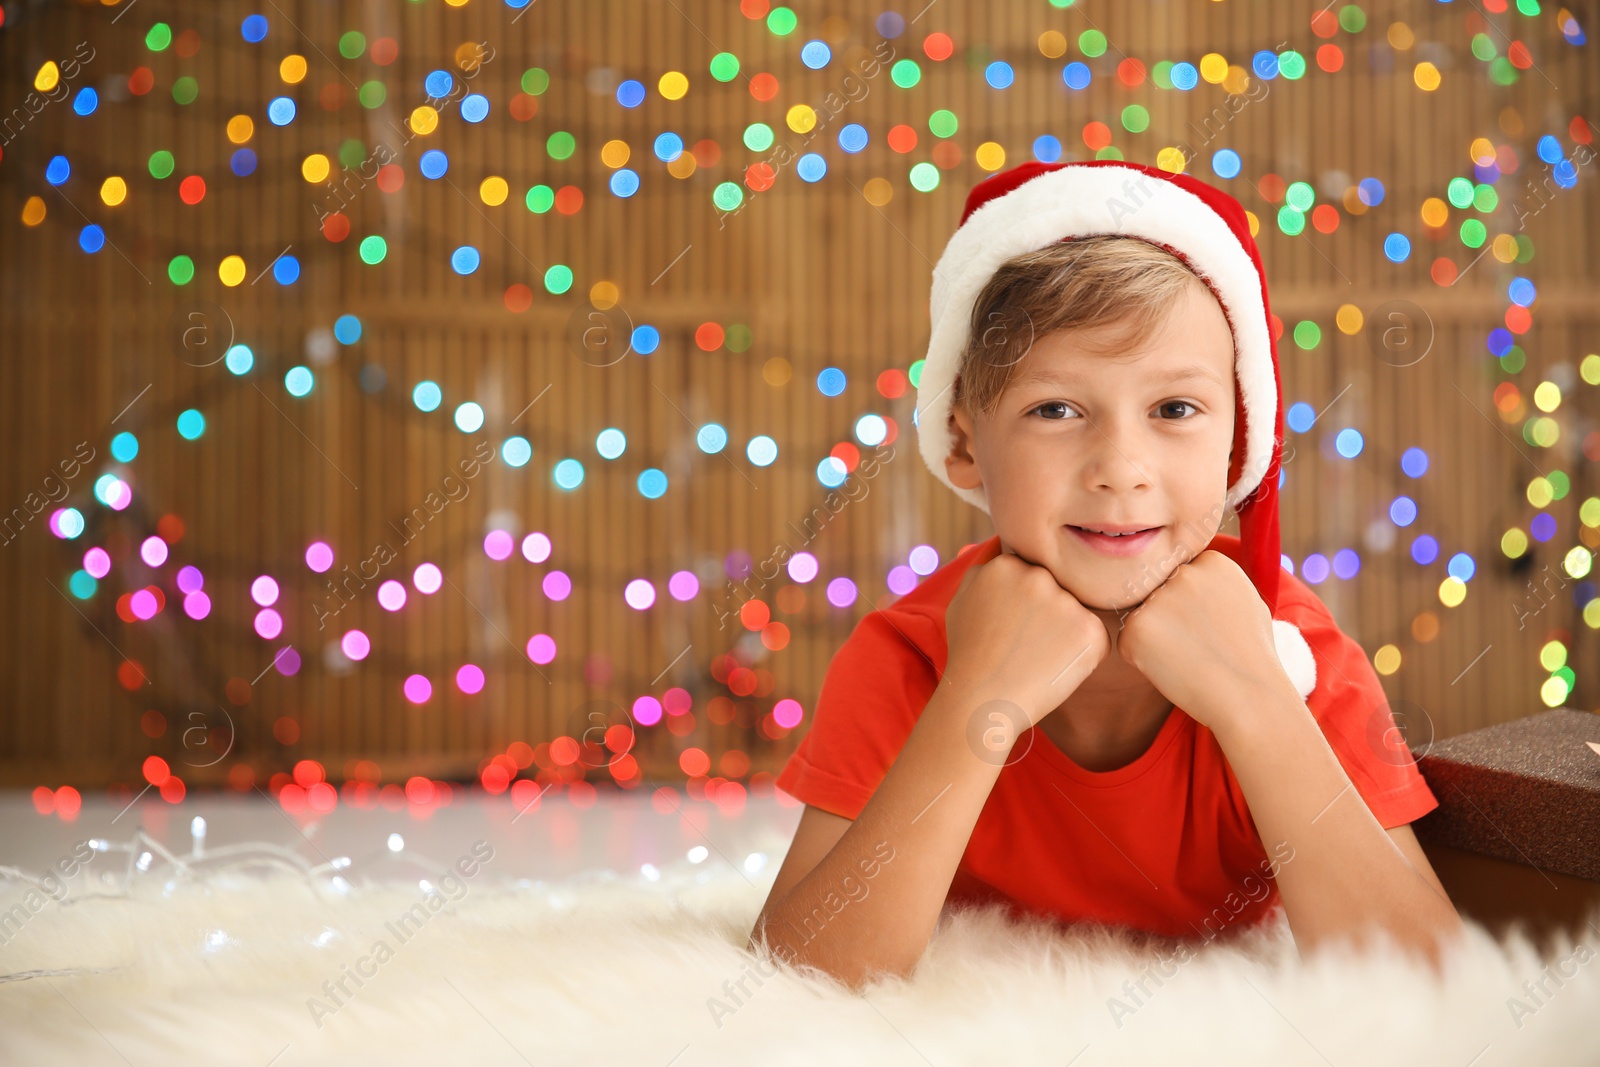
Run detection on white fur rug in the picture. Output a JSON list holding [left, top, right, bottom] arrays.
[[3, 841, 1599, 1066]]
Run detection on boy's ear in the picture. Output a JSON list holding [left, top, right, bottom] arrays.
[[945, 399, 983, 491]]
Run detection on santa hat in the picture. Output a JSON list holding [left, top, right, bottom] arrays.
[[914, 159, 1317, 700]]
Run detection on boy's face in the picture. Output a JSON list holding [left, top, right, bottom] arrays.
[[945, 282, 1237, 615]]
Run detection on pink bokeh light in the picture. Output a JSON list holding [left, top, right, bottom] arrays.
[[521, 532, 552, 563], [377, 580, 407, 611], [413, 562, 442, 594], [525, 633, 557, 665], [484, 530, 514, 560], [305, 541, 334, 572], [632, 695, 663, 726], [140, 536, 169, 567], [341, 629, 370, 660], [456, 664, 484, 694], [254, 607, 283, 639], [668, 570, 699, 600], [251, 575, 279, 607], [130, 589, 159, 620], [773, 698, 804, 729], [542, 570, 571, 601]]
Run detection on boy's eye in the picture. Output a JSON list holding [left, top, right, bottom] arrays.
[[1028, 400, 1199, 420]]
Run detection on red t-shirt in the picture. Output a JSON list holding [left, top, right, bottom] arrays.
[[775, 532, 1439, 940]]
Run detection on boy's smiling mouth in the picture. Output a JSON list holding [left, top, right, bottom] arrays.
[[1066, 524, 1163, 557]]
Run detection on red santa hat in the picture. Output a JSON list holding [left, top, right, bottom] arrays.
[[915, 159, 1317, 700]]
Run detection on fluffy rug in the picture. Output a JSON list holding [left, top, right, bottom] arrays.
[[2, 828, 1598, 1066]]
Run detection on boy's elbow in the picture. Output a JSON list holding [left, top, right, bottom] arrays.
[[746, 911, 922, 991], [826, 952, 920, 992], [745, 912, 774, 956], [747, 910, 806, 967]]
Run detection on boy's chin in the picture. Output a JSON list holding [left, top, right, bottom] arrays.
[[1050, 574, 1141, 614], [1071, 589, 1145, 615], [1061, 556, 1188, 612]]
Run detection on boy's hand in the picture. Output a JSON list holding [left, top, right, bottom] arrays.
[[1115, 549, 1292, 731], [944, 540, 1111, 729]]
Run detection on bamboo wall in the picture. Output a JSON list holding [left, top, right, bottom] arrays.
[[1, 0, 1596, 791]]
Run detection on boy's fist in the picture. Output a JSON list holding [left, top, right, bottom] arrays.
[[1115, 549, 1291, 730], [944, 539, 1111, 732]]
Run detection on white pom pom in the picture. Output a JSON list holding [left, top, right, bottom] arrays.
[[1272, 619, 1318, 700]]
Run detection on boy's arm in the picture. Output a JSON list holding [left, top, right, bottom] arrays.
[[748, 674, 1006, 990], [1209, 674, 1464, 964], [1386, 822, 1452, 899], [750, 540, 1110, 988], [1112, 549, 1461, 963]]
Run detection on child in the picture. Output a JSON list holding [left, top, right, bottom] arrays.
[[750, 160, 1463, 988]]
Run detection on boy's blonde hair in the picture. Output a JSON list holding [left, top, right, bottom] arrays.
[[950, 234, 1227, 418]]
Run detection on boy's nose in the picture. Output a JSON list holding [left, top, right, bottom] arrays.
[[1079, 417, 1154, 492]]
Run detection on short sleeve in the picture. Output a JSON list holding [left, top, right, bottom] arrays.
[[774, 609, 940, 820], [1287, 590, 1440, 829]]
